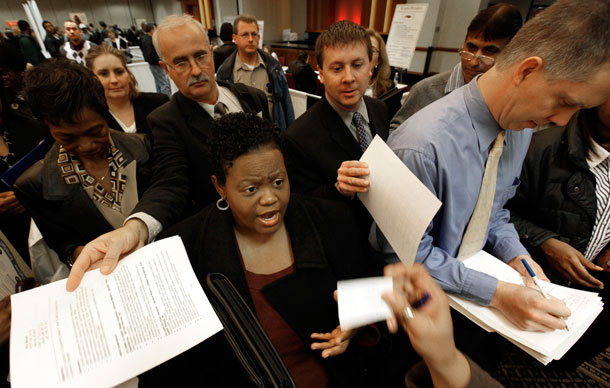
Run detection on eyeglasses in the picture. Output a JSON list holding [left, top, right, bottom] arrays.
[[167, 53, 210, 73], [237, 32, 259, 39], [458, 50, 495, 67]]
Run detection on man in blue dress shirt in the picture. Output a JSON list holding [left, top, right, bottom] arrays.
[[366, 0, 610, 332]]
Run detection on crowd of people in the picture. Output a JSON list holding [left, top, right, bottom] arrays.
[[0, 0, 610, 387]]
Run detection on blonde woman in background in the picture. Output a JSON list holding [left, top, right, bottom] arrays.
[[365, 29, 393, 98], [86, 44, 168, 136]]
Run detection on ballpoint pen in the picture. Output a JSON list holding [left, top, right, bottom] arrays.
[[521, 258, 569, 331]]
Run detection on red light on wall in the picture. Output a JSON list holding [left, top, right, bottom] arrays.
[[335, 0, 363, 25]]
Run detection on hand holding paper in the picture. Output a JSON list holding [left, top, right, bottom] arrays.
[[335, 160, 370, 196]]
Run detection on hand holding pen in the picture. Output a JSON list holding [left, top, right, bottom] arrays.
[[382, 264, 454, 357], [382, 263, 472, 388]]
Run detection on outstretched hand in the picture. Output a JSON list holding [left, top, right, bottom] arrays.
[[310, 325, 358, 358], [66, 219, 149, 291], [310, 290, 359, 358]]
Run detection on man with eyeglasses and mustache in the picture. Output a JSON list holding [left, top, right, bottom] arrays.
[[62, 14, 270, 290], [389, 3, 522, 133], [216, 14, 294, 131]]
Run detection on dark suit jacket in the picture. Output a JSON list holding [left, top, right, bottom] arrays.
[[284, 96, 389, 234], [132, 80, 270, 229], [213, 42, 236, 71], [139, 195, 385, 388], [14, 130, 152, 263], [44, 33, 64, 58], [103, 92, 169, 136], [287, 60, 319, 96]]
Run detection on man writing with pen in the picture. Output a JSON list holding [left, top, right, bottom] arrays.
[[341, 0, 610, 370]]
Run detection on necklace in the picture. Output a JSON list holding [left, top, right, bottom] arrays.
[[98, 168, 110, 182]]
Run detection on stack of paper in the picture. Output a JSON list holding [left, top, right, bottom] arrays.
[[448, 251, 604, 365]]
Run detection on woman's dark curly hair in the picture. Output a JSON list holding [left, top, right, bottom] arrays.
[[210, 112, 284, 185], [23, 58, 108, 126]]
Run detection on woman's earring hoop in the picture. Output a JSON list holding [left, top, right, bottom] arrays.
[[216, 197, 230, 211]]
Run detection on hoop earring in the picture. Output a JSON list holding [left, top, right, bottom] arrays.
[[216, 197, 230, 211]]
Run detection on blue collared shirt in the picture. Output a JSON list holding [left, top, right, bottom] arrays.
[[370, 77, 532, 305]]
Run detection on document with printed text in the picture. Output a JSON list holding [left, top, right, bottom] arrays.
[[10, 236, 223, 388]]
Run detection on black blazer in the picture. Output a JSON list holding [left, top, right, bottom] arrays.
[[14, 130, 153, 263], [213, 42, 237, 71], [287, 60, 319, 96], [44, 33, 64, 58], [103, 92, 169, 136], [131, 81, 270, 229], [284, 96, 389, 233], [139, 195, 385, 388]]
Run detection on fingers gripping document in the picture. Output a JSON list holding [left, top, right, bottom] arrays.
[[10, 236, 223, 388]]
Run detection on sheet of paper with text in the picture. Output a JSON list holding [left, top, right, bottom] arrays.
[[359, 135, 441, 265], [10, 236, 222, 388]]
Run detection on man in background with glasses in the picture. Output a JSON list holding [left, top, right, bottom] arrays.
[[64, 15, 271, 293], [216, 14, 294, 131], [390, 3, 522, 132]]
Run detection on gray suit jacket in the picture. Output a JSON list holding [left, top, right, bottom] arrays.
[[389, 70, 451, 133]]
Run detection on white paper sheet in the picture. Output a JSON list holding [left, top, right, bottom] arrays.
[[10, 236, 223, 388], [337, 277, 393, 330], [359, 135, 442, 265]]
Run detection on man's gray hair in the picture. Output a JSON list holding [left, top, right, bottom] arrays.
[[495, 0, 610, 82], [152, 14, 209, 61]]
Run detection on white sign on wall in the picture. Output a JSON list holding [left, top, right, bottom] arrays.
[[257, 20, 264, 49], [68, 12, 88, 26], [386, 3, 429, 70], [222, 16, 236, 25]]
